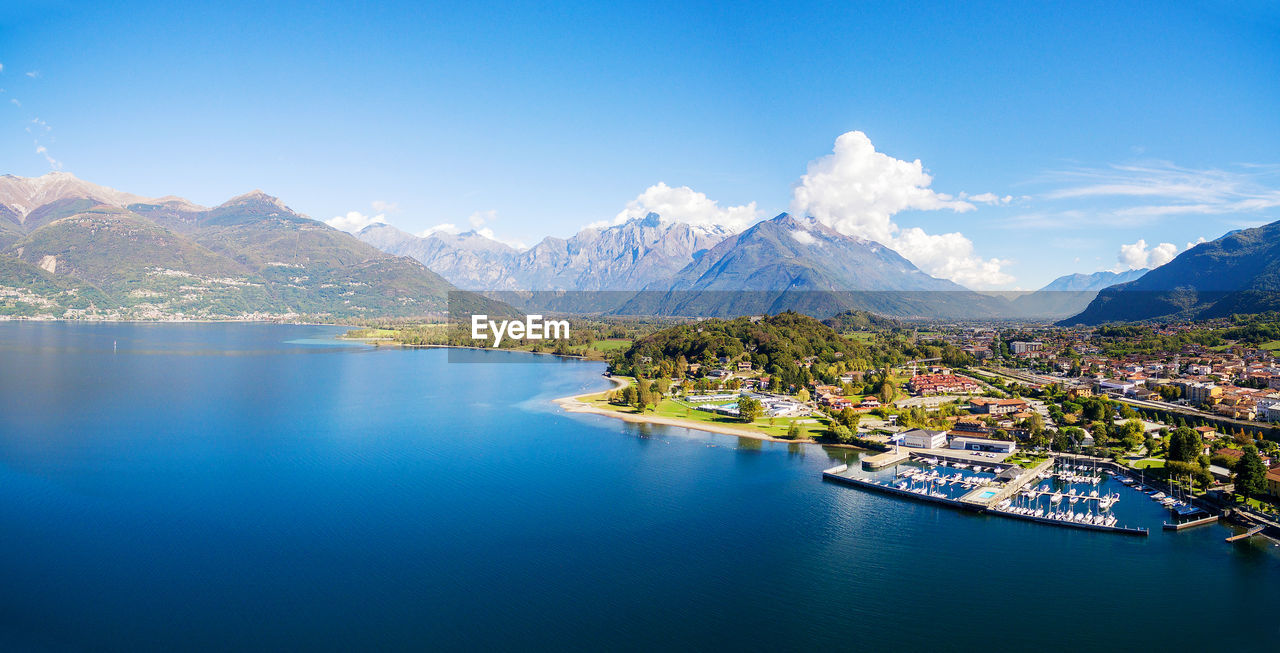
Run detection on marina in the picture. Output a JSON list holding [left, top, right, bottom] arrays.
[[825, 454, 1154, 536]]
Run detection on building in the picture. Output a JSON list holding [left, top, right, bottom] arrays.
[[907, 374, 980, 396], [1182, 382, 1223, 406], [949, 435, 1017, 454], [1268, 467, 1280, 498], [969, 397, 1029, 416], [901, 428, 947, 449], [1010, 341, 1043, 355], [1097, 380, 1137, 396]]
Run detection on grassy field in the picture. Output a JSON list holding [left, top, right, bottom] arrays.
[[1259, 340, 1280, 351], [584, 338, 632, 351], [574, 391, 831, 440], [1006, 454, 1050, 469], [1130, 458, 1167, 470]]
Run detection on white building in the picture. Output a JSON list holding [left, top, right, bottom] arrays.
[[949, 435, 1017, 454], [901, 428, 947, 449], [1010, 341, 1043, 355]]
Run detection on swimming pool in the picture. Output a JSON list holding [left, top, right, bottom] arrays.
[[976, 489, 998, 500]]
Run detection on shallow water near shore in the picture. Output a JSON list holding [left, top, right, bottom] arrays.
[[0, 322, 1277, 651]]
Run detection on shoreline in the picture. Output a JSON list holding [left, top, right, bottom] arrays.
[[553, 378, 862, 448]]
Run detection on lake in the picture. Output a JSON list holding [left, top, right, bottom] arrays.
[[0, 322, 1276, 651]]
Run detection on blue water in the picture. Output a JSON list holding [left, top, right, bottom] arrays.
[[0, 322, 1276, 651]]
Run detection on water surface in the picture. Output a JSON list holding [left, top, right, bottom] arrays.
[[0, 322, 1275, 650]]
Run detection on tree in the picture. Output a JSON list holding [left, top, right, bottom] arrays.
[[635, 383, 653, 412], [1166, 426, 1203, 463], [830, 424, 853, 444], [621, 385, 638, 406], [1234, 445, 1268, 499], [737, 396, 763, 423], [796, 388, 811, 403], [786, 421, 801, 439], [838, 407, 861, 431]]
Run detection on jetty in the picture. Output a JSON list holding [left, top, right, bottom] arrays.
[[1163, 514, 1220, 531], [1226, 525, 1264, 543]]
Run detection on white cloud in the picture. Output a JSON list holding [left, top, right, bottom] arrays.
[[1115, 239, 1178, 271], [417, 223, 458, 237], [326, 210, 386, 233], [1042, 161, 1280, 222], [789, 229, 816, 245], [10, 98, 19, 107], [1186, 236, 1207, 250], [473, 226, 526, 250], [468, 209, 496, 228], [594, 182, 761, 231], [34, 144, 61, 170], [25, 71, 38, 79], [789, 130, 1012, 288], [966, 192, 1012, 205], [371, 200, 398, 213]]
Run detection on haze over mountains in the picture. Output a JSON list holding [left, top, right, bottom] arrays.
[[6, 171, 1277, 324], [0, 172, 491, 319]]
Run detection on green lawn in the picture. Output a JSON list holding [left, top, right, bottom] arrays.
[[588, 338, 633, 351], [1130, 458, 1167, 470], [1259, 340, 1280, 352], [576, 391, 831, 440], [1007, 455, 1050, 469]]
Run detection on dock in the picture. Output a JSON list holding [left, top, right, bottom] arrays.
[[1226, 525, 1264, 543], [821, 463, 1148, 537], [861, 449, 910, 470], [1163, 514, 1220, 531]]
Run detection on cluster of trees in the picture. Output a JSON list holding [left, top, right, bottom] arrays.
[[608, 377, 670, 412], [610, 311, 971, 395]]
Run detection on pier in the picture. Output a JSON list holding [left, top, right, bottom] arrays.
[[861, 449, 910, 470], [1226, 525, 1264, 543], [1163, 514, 1220, 531]]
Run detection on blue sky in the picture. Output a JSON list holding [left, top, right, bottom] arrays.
[[2, 0, 1278, 288]]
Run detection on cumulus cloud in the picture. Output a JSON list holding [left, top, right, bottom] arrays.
[[417, 223, 459, 237], [789, 229, 816, 245], [1115, 239, 1178, 271], [468, 209, 496, 228], [789, 131, 1012, 288], [326, 210, 386, 233], [593, 182, 761, 231], [473, 226, 526, 250], [417, 211, 526, 249], [966, 192, 1012, 205]]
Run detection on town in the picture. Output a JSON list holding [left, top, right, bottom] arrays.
[[583, 312, 1280, 543]]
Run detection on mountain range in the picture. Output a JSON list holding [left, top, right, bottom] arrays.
[[358, 212, 729, 292], [0, 173, 495, 319], [1062, 219, 1280, 325], [9, 171, 1276, 325]]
